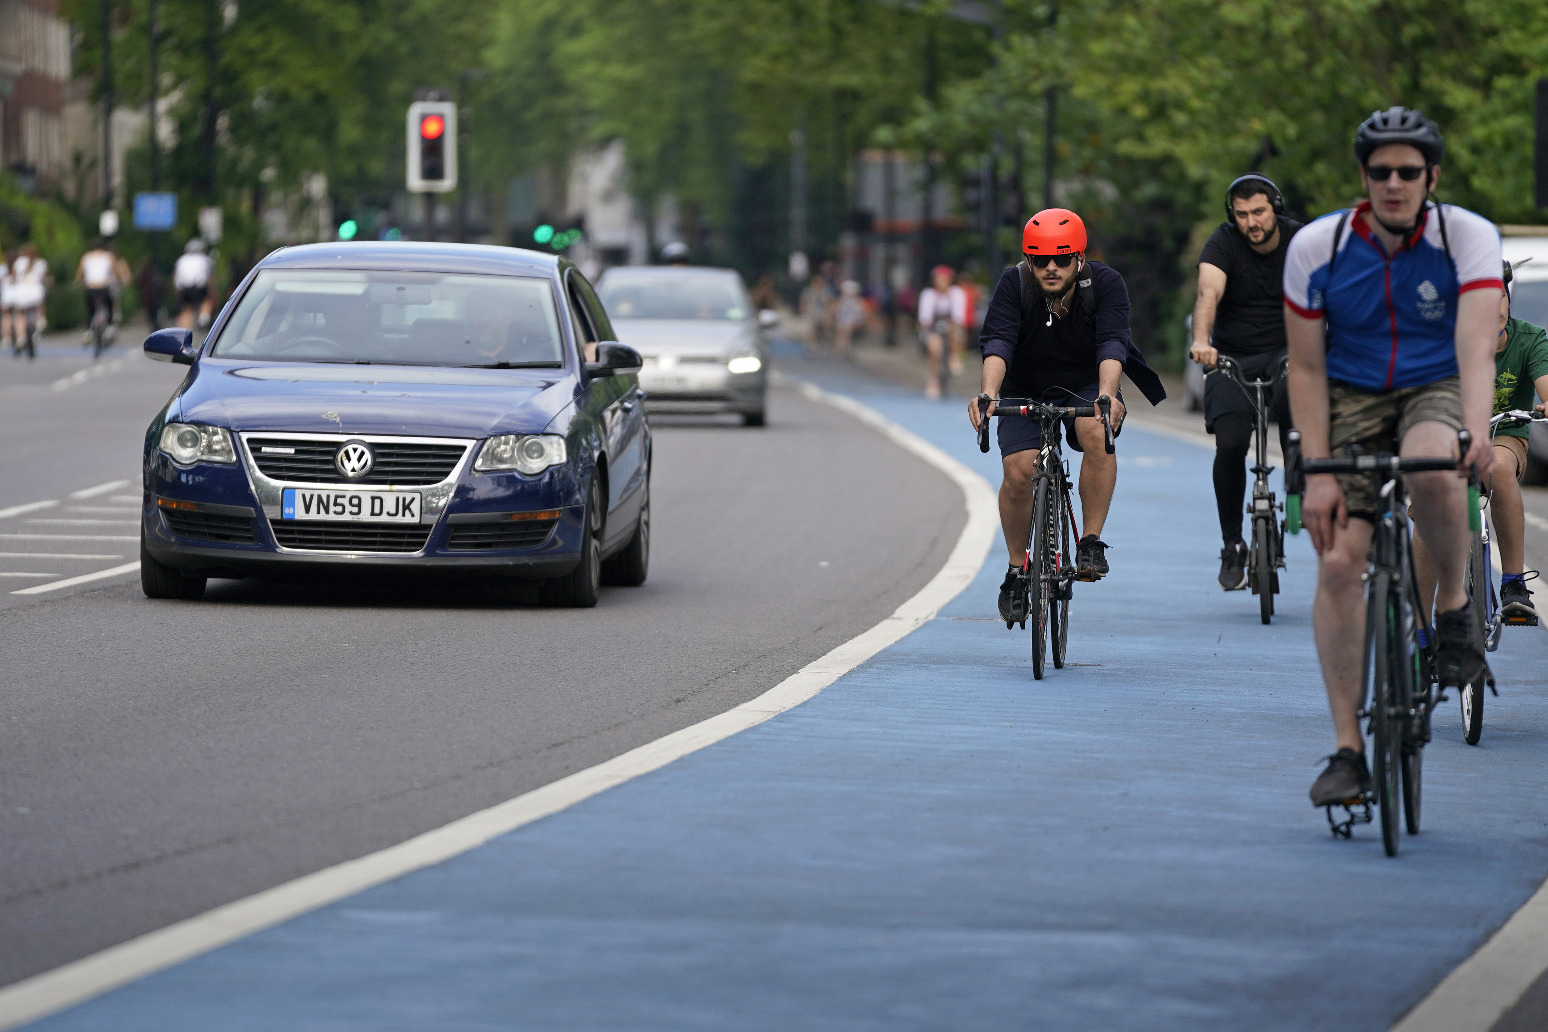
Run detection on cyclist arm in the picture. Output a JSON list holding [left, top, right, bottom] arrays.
[[1095, 351, 1125, 429], [1533, 372, 1548, 417], [1189, 262, 1226, 369], [1286, 304, 1343, 554], [1456, 288, 1501, 476], [971, 355, 1007, 430]]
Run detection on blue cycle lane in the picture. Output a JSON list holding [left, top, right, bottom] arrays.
[[22, 365, 1548, 1032]]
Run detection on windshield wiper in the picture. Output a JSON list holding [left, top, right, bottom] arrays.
[[462, 361, 563, 369]]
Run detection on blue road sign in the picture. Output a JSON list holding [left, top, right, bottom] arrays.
[[133, 192, 178, 231]]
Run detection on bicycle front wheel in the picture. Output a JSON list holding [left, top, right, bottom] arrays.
[[1051, 478, 1071, 668], [1029, 477, 1050, 680], [1254, 515, 1275, 625], [1462, 530, 1489, 743], [1366, 570, 1402, 856]]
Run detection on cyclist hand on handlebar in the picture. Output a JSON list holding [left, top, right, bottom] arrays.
[[968, 392, 997, 431], [1188, 341, 1220, 371], [1300, 471, 1349, 556], [1102, 393, 1126, 435]]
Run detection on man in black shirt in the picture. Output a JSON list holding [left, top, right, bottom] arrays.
[[969, 208, 1167, 623], [1189, 174, 1302, 589]]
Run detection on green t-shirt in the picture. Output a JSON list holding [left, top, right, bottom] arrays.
[[1493, 317, 1548, 439]]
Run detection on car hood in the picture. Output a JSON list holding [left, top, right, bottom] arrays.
[[610, 318, 758, 357], [175, 361, 576, 438]]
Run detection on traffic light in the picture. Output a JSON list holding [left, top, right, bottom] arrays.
[[406, 101, 457, 193]]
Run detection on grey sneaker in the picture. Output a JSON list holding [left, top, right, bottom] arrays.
[[1434, 605, 1487, 688], [1500, 577, 1538, 626], [1075, 535, 1109, 581], [1310, 748, 1371, 807], [1218, 541, 1248, 591], [997, 567, 1027, 627]]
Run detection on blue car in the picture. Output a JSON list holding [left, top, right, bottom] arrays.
[[139, 242, 650, 607]]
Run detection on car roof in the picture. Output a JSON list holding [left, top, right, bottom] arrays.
[[258, 242, 563, 278]]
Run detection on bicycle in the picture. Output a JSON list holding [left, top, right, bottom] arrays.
[[1286, 429, 1469, 856], [978, 394, 1114, 679], [1213, 354, 1289, 624], [85, 290, 113, 360]]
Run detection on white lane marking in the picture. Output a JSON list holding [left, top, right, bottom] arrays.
[[0, 553, 122, 559], [109, 495, 140, 503], [0, 379, 999, 1030], [9, 561, 141, 596], [67, 506, 141, 514], [1392, 880, 1548, 1031], [1523, 511, 1548, 535], [0, 535, 138, 541], [50, 358, 130, 393], [0, 501, 58, 520], [0, 572, 57, 579], [70, 480, 130, 499]]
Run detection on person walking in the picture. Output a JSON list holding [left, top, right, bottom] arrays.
[[1190, 174, 1303, 589]]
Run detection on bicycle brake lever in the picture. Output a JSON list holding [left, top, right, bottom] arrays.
[[977, 394, 991, 454], [1097, 395, 1115, 455]]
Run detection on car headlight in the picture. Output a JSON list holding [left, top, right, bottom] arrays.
[[158, 423, 236, 465], [475, 434, 568, 475], [727, 355, 762, 375]]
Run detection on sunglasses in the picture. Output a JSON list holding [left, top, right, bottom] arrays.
[[1365, 164, 1427, 182], [1029, 254, 1077, 269]]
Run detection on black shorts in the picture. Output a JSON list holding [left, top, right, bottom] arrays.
[[997, 383, 1121, 457], [85, 288, 113, 321], [1203, 350, 1289, 433], [178, 285, 208, 309]]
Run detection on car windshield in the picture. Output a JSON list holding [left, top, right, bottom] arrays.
[[1512, 281, 1548, 332], [210, 270, 565, 367], [597, 272, 748, 321]]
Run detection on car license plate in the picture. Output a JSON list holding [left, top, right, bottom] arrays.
[[281, 488, 421, 522]]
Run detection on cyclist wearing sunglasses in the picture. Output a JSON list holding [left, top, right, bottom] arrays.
[[969, 207, 1166, 619], [1284, 106, 1503, 807], [1190, 175, 1303, 590]]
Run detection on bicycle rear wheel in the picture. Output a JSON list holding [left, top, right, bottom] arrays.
[[1253, 515, 1275, 625], [1051, 478, 1071, 668], [1396, 592, 1422, 835], [1366, 570, 1402, 856], [1460, 679, 1484, 745], [1029, 478, 1050, 680]]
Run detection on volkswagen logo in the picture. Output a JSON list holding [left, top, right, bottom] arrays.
[[335, 440, 375, 479]]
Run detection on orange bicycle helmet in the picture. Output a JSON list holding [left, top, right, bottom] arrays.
[[1022, 208, 1087, 256]]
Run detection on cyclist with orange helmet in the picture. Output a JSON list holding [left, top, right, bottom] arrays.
[[969, 208, 1167, 620]]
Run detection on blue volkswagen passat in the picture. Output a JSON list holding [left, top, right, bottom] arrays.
[[139, 242, 649, 606]]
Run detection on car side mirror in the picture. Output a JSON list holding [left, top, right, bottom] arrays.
[[758, 308, 779, 330], [584, 341, 643, 379], [144, 327, 197, 365]]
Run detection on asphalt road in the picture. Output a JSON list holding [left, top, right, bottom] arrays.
[[0, 332, 965, 987]]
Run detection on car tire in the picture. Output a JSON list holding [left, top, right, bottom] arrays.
[[542, 476, 602, 608], [139, 538, 207, 600], [742, 409, 766, 427], [603, 492, 649, 587]]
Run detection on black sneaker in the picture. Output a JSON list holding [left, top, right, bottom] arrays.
[[1500, 576, 1539, 626], [1218, 541, 1248, 591], [1434, 604, 1487, 688], [997, 568, 1028, 627], [1075, 535, 1109, 581], [1309, 748, 1371, 807]]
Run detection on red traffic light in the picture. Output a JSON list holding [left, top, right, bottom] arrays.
[[419, 114, 445, 140]]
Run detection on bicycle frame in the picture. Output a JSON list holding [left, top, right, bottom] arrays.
[[1215, 355, 1289, 622]]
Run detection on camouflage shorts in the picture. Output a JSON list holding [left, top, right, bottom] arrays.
[[1328, 377, 1463, 519]]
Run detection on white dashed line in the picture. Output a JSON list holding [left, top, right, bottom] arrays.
[[0, 553, 122, 560], [0, 501, 58, 520], [67, 506, 140, 514], [26, 519, 139, 525], [50, 359, 130, 393], [1523, 511, 1548, 535], [0, 535, 139, 541], [0, 572, 57, 579], [69, 479, 130, 499], [10, 561, 141, 595]]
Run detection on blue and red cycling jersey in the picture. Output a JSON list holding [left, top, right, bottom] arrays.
[[1283, 200, 1503, 391]]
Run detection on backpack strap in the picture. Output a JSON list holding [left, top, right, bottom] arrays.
[[1017, 258, 1096, 328], [1327, 209, 1352, 278], [1433, 200, 1453, 270]]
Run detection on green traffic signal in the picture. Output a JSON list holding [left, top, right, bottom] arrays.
[[338, 219, 359, 241], [533, 224, 555, 245]]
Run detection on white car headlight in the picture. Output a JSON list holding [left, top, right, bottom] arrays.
[[727, 355, 762, 375], [158, 423, 236, 465], [475, 434, 568, 475]]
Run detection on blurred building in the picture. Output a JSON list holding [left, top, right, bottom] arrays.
[[0, 0, 71, 190]]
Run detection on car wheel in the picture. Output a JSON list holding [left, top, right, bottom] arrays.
[[742, 409, 766, 427], [603, 491, 649, 587], [542, 476, 602, 608], [139, 537, 207, 600]]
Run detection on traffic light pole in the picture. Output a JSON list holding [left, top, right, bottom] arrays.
[[423, 193, 436, 242]]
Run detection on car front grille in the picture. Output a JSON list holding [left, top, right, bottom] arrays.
[[247, 437, 467, 485], [270, 521, 432, 552], [162, 510, 257, 544], [446, 519, 558, 551]]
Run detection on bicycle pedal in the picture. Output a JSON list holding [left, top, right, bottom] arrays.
[[1502, 612, 1538, 627], [1325, 798, 1373, 839]]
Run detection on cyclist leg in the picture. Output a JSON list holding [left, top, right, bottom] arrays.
[[923, 330, 944, 399], [1313, 514, 1378, 755], [1488, 437, 1536, 619], [997, 428, 1042, 565]]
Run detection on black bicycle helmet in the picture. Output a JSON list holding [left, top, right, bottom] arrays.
[[1353, 106, 1445, 165]]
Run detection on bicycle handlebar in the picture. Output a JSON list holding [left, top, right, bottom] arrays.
[[1213, 353, 1290, 391], [1490, 409, 1547, 430], [1284, 428, 1475, 534], [975, 395, 1115, 455]]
